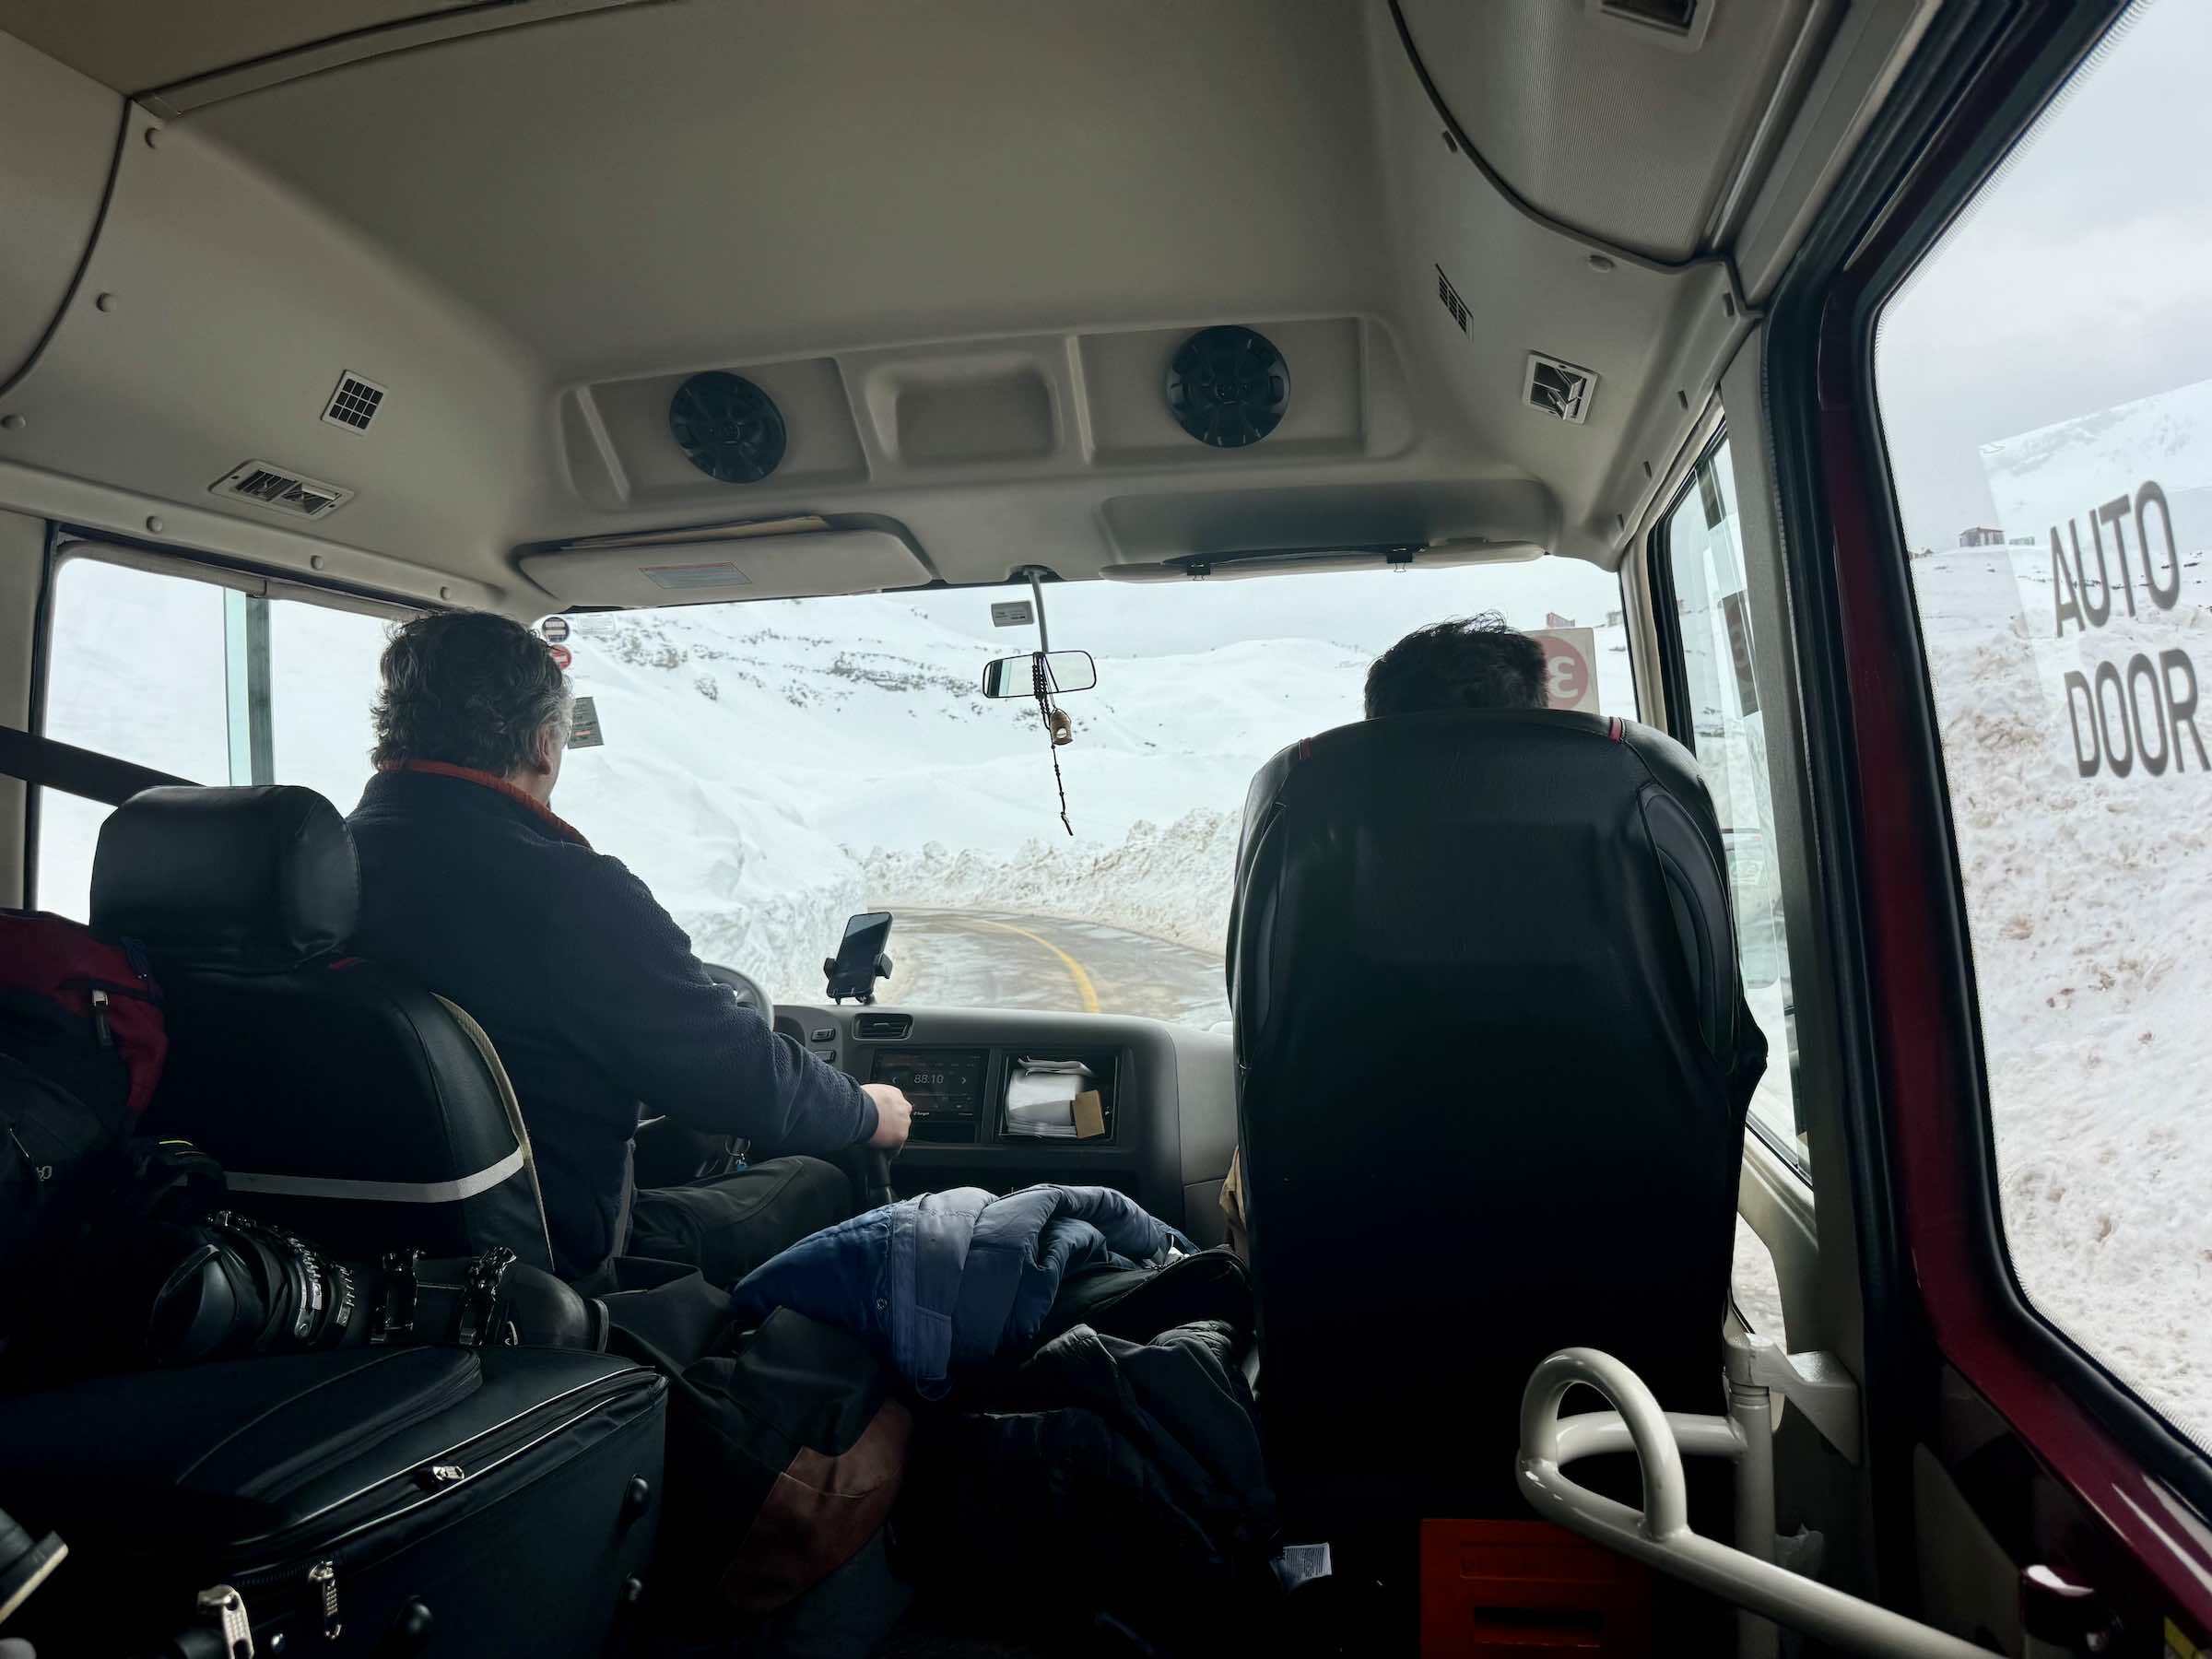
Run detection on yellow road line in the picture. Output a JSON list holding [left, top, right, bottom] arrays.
[[967, 916, 1101, 1014]]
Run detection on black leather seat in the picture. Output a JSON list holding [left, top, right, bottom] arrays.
[[90, 785, 557, 1270], [1228, 710, 1766, 1526]]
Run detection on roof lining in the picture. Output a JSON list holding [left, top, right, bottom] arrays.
[[1385, 0, 1728, 279], [0, 96, 126, 405], [139, 0, 659, 115]]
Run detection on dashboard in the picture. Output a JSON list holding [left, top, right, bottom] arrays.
[[770, 1003, 1236, 1246]]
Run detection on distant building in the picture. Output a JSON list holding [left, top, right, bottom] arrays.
[[1546, 610, 1574, 629], [1605, 608, 1624, 629], [1959, 526, 2006, 547]]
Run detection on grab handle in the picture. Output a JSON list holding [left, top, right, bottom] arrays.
[[1518, 1348, 1990, 1659]]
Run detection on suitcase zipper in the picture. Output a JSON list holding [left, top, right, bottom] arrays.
[[223, 1368, 658, 1618], [197, 1583, 257, 1656], [307, 1559, 341, 1641]]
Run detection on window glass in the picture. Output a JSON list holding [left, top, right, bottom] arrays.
[[554, 557, 1633, 1028], [38, 559, 230, 919], [1663, 441, 1805, 1170], [1874, 0, 2212, 1445], [35, 555, 393, 918], [1733, 1217, 1787, 1345], [269, 596, 393, 810]]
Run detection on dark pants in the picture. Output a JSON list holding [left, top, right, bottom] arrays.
[[627, 1156, 853, 1288]]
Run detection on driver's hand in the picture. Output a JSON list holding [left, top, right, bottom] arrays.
[[862, 1083, 913, 1151]]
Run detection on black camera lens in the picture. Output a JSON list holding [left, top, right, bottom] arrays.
[[146, 1215, 362, 1364]]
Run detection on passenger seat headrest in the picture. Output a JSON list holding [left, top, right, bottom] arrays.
[[91, 785, 359, 973]]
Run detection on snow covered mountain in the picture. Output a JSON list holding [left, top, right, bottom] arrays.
[[554, 595, 1394, 1004]]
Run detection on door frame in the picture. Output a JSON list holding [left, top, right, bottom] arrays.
[[1762, 0, 2212, 1630]]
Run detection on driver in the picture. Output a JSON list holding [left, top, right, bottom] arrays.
[[346, 610, 912, 1288]]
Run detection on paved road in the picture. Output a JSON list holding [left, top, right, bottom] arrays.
[[879, 909, 1229, 1029]]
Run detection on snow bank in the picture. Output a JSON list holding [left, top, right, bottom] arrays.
[[1912, 542, 2212, 1441], [864, 809, 1241, 955]]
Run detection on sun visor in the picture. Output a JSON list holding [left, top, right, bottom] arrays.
[[520, 526, 928, 606], [1100, 539, 1543, 582]]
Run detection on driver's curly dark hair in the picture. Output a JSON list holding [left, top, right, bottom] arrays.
[[1363, 611, 1548, 718], [371, 610, 571, 775]]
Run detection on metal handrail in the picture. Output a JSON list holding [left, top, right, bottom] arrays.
[[1518, 1348, 1992, 1659]]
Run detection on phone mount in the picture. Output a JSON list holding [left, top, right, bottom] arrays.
[[823, 950, 893, 1005]]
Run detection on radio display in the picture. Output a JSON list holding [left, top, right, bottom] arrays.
[[869, 1048, 987, 1117]]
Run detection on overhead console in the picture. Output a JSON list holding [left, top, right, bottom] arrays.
[[773, 1005, 1234, 1247], [554, 316, 1415, 514]]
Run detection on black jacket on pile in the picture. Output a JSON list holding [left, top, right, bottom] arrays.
[[903, 1252, 1277, 1649], [347, 766, 874, 1280]]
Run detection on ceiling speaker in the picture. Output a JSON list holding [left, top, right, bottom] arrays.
[[1165, 325, 1290, 449], [669, 371, 787, 484]]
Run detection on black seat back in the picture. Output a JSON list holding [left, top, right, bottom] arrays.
[[91, 785, 555, 1270], [1228, 711, 1765, 1524]]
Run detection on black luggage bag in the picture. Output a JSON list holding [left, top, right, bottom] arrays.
[[0, 1345, 666, 1656]]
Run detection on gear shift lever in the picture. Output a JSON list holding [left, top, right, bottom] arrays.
[[865, 1148, 897, 1211]]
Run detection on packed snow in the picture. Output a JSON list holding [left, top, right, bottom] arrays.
[[535, 570, 1638, 1008], [1880, 375, 2212, 1447]]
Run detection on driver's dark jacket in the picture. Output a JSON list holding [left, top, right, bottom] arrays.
[[347, 765, 875, 1280]]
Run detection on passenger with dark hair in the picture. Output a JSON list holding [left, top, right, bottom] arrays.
[[347, 611, 911, 1286], [1362, 610, 1549, 718]]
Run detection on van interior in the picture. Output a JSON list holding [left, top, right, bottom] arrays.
[[4, 1, 2211, 1655]]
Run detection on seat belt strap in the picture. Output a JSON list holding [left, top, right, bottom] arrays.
[[0, 724, 196, 806]]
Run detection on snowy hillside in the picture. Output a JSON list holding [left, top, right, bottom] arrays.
[[1913, 376, 2212, 1441], [553, 594, 1395, 1001]]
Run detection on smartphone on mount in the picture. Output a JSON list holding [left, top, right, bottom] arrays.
[[823, 912, 894, 1004]]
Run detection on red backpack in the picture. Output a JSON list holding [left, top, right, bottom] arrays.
[[0, 911, 166, 1128]]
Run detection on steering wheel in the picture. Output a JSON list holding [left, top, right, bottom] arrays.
[[633, 961, 772, 1186], [700, 962, 894, 1206], [702, 961, 771, 1018]]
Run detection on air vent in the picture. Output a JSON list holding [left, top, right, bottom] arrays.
[[853, 1013, 912, 1041], [1588, 0, 1712, 51], [1166, 325, 1291, 449], [321, 371, 386, 433], [1524, 353, 1598, 426], [209, 459, 355, 519], [669, 371, 787, 484]]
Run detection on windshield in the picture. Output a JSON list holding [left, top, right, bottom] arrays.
[[553, 559, 1630, 1028]]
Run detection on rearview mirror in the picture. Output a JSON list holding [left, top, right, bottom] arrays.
[[982, 650, 1097, 699]]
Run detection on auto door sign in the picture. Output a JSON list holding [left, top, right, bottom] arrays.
[[1527, 627, 1600, 714], [540, 616, 571, 643]]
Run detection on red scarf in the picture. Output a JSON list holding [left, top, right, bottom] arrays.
[[381, 759, 593, 850]]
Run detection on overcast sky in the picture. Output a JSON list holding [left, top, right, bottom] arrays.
[[1877, 0, 2212, 549]]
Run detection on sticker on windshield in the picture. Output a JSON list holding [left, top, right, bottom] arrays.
[[539, 616, 571, 642], [991, 601, 1034, 628], [1525, 626, 1600, 713], [568, 695, 605, 748]]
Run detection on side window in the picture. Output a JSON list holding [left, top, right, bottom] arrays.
[[1873, 0, 2212, 1448], [1661, 440, 1806, 1172], [36, 554, 395, 917]]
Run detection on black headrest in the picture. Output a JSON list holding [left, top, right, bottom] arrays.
[[91, 785, 359, 972], [1230, 708, 1746, 1065]]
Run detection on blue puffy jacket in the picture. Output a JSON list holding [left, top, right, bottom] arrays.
[[728, 1184, 1191, 1397]]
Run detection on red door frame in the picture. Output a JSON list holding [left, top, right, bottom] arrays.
[[1798, 1, 2212, 1631]]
